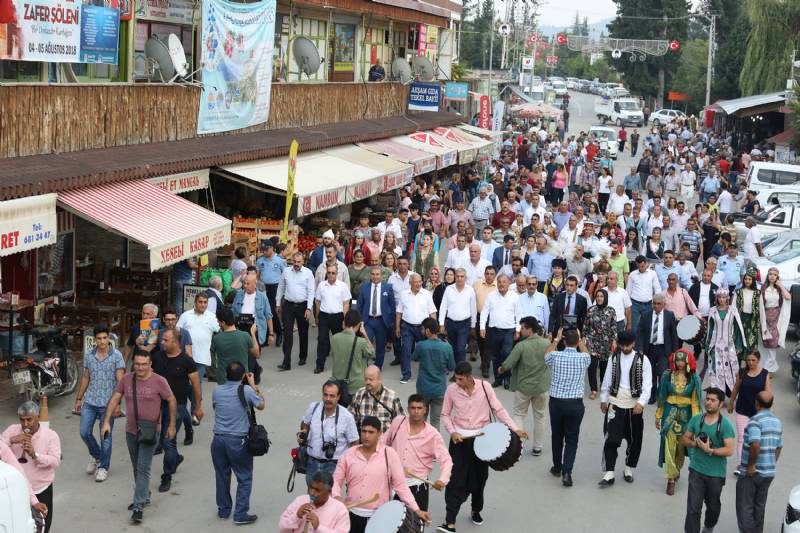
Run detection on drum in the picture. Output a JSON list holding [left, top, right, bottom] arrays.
[[365, 501, 422, 533], [677, 315, 706, 345], [473, 422, 522, 471]]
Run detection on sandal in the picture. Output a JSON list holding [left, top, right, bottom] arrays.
[[589, 391, 597, 400]]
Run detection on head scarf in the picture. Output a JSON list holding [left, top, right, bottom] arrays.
[[669, 348, 697, 373]]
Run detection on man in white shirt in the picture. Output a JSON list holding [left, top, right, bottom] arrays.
[[598, 330, 652, 487], [517, 275, 550, 332], [464, 244, 491, 286], [438, 269, 477, 365], [395, 274, 436, 383], [606, 185, 631, 216], [315, 244, 350, 286], [277, 252, 316, 370], [742, 217, 763, 259], [314, 266, 352, 374], [717, 182, 734, 220], [498, 255, 529, 280], [605, 271, 632, 333], [478, 226, 499, 263], [176, 293, 220, 389], [523, 195, 548, 226], [558, 215, 582, 247], [644, 205, 664, 237], [377, 211, 402, 240], [626, 256, 661, 333], [479, 274, 521, 388], [671, 201, 690, 235], [445, 235, 470, 271]]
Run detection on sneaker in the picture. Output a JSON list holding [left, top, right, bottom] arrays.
[[158, 478, 171, 493], [176, 455, 184, 471], [192, 415, 200, 426], [471, 512, 484, 525], [86, 457, 99, 475], [131, 510, 143, 524], [184, 434, 193, 446], [436, 525, 456, 533], [95, 468, 108, 482], [400, 378, 409, 384], [234, 514, 258, 525], [531, 448, 542, 457]]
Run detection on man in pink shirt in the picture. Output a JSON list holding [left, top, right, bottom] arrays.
[[439, 361, 527, 532], [428, 199, 450, 238], [333, 416, 431, 533], [2, 401, 60, 533], [278, 471, 349, 532], [0, 436, 48, 519], [662, 272, 701, 321], [383, 394, 452, 512]]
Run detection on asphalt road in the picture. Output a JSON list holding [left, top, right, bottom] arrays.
[[1, 91, 799, 533]]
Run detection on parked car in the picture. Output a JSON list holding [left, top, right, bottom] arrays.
[[745, 161, 800, 191], [783, 484, 800, 532], [755, 187, 800, 208], [588, 125, 618, 159], [735, 203, 800, 242], [550, 80, 568, 97], [566, 77, 577, 89], [649, 108, 685, 125], [595, 97, 644, 126]]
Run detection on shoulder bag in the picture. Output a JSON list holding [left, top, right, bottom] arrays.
[[336, 335, 359, 407], [238, 384, 270, 456], [133, 375, 158, 445]]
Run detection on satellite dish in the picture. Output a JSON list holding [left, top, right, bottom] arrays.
[[391, 57, 412, 83], [145, 35, 175, 82], [167, 33, 189, 78], [292, 37, 322, 77], [611, 49, 622, 59], [412, 56, 435, 81]]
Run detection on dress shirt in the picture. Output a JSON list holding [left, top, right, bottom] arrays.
[[527, 252, 554, 282], [469, 196, 495, 221], [439, 285, 477, 327], [566, 257, 591, 283], [332, 443, 419, 515], [663, 287, 700, 320], [278, 494, 350, 533], [349, 386, 405, 433], [388, 271, 413, 302], [256, 254, 286, 285], [605, 287, 632, 323], [445, 247, 470, 270], [697, 283, 712, 317], [377, 219, 403, 239], [649, 310, 665, 344], [627, 269, 661, 302], [301, 402, 359, 460], [523, 204, 547, 226], [479, 239, 499, 262], [382, 417, 453, 484], [671, 212, 689, 234], [655, 264, 681, 290], [464, 258, 491, 285], [558, 225, 581, 246], [0, 424, 61, 493], [678, 261, 698, 288], [397, 288, 436, 325], [718, 255, 745, 288], [441, 380, 518, 435], [367, 282, 382, 317], [449, 209, 474, 234], [176, 309, 220, 366], [497, 265, 529, 280], [545, 348, 591, 399], [518, 291, 550, 331], [480, 290, 521, 331], [277, 266, 316, 308], [598, 351, 653, 407], [473, 280, 497, 313], [315, 261, 350, 286], [607, 193, 631, 215], [315, 280, 351, 313]]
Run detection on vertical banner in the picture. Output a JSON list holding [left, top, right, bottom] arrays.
[[281, 140, 298, 243], [492, 100, 505, 131], [478, 95, 491, 130], [197, 0, 276, 135]]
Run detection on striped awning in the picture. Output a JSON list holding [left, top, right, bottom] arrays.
[[58, 180, 231, 271]]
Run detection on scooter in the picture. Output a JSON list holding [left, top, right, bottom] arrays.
[[10, 324, 78, 400]]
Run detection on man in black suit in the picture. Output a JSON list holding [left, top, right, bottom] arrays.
[[688, 268, 718, 377], [635, 294, 678, 403], [492, 235, 515, 272], [549, 276, 588, 336]]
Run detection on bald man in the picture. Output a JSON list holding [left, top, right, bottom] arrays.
[[348, 366, 405, 433]]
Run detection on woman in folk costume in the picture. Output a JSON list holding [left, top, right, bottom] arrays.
[[758, 266, 791, 373], [704, 288, 747, 396], [734, 269, 760, 351], [656, 349, 702, 496]]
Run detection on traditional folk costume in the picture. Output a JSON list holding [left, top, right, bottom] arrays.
[[735, 284, 760, 353], [705, 290, 747, 396], [759, 275, 791, 373], [656, 349, 702, 495]]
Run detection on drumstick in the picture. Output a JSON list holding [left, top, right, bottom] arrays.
[[346, 493, 380, 509], [460, 432, 485, 440], [404, 468, 437, 488]]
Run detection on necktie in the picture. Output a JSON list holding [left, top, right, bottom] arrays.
[[504, 249, 510, 265], [371, 284, 379, 317], [651, 313, 659, 344], [565, 294, 572, 314]]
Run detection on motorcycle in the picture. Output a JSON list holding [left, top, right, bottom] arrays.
[[10, 325, 78, 400]]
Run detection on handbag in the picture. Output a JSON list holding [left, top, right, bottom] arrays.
[[335, 335, 359, 407], [238, 384, 270, 456], [132, 375, 157, 445]]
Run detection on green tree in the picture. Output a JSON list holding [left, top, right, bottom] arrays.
[[739, 0, 800, 96], [669, 39, 707, 113], [699, 0, 747, 101]]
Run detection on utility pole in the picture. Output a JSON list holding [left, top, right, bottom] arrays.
[[704, 14, 716, 107], [529, 37, 538, 96]]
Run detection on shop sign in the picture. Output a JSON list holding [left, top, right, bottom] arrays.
[[297, 187, 345, 217], [408, 82, 441, 112], [182, 285, 206, 315], [444, 82, 468, 102], [0, 193, 58, 257], [381, 167, 413, 193], [478, 95, 491, 129], [439, 151, 457, 168], [134, 0, 197, 24], [412, 156, 437, 175], [492, 100, 505, 131], [150, 225, 230, 270], [147, 169, 210, 195]]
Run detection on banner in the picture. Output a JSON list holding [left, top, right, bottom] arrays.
[[444, 81, 468, 101], [197, 0, 275, 135], [478, 95, 491, 129], [0, 0, 119, 63], [134, 0, 197, 24], [0, 193, 57, 257], [492, 100, 505, 131], [408, 82, 441, 112], [281, 139, 297, 243], [147, 169, 210, 194]]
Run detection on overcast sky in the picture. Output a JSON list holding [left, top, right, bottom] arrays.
[[536, 0, 617, 27]]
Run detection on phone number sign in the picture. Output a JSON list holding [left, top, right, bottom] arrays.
[[0, 193, 58, 257]]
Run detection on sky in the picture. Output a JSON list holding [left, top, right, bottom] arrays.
[[536, 0, 618, 27]]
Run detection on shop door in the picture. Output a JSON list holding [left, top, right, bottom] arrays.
[[330, 23, 355, 82]]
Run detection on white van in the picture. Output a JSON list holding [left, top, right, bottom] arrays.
[[746, 161, 800, 190]]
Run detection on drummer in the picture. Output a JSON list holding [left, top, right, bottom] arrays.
[[383, 394, 452, 513], [332, 416, 431, 533], [662, 273, 702, 322], [439, 361, 527, 533], [278, 471, 350, 532]]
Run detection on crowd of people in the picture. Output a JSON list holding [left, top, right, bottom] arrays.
[[0, 114, 791, 533]]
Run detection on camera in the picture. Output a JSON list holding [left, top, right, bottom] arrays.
[[322, 441, 336, 460], [696, 432, 709, 443]]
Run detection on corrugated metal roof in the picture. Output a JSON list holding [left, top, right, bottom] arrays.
[[710, 92, 785, 116], [0, 112, 462, 201]]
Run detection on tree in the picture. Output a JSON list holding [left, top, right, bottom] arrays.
[[607, 0, 691, 106], [669, 39, 708, 114], [739, 0, 800, 96], [699, 0, 748, 101]]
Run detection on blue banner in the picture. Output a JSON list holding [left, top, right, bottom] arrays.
[[197, 0, 276, 134], [80, 5, 120, 64], [408, 82, 441, 112], [444, 82, 468, 101]]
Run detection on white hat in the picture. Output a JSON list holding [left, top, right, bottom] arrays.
[[322, 230, 335, 239]]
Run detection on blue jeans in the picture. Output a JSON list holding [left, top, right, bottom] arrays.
[[488, 327, 515, 382], [445, 318, 470, 364], [211, 434, 253, 521], [125, 432, 157, 510], [160, 403, 188, 480], [365, 317, 389, 368], [400, 321, 424, 381], [80, 403, 114, 470], [631, 300, 651, 334], [305, 457, 337, 489]]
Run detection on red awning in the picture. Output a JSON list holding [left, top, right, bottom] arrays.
[[58, 180, 231, 271]]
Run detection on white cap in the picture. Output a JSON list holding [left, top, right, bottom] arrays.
[[322, 230, 335, 239]]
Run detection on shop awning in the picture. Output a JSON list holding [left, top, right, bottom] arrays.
[[358, 139, 438, 176], [58, 181, 231, 271], [0, 193, 58, 257], [425, 130, 477, 164], [391, 133, 458, 169], [321, 146, 414, 201], [455, 124, 504, 153], [708, 92, 785, 117], [146, 169, 210, 195], [433, 126, 494, 162]]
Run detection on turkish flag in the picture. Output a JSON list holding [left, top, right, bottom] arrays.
[[0, 0, 16, 24]]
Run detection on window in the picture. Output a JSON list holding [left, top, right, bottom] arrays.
[[774, 171, 800, 186], [274, 15, 328, 82], [134, 21, 195, 82], [767, 210, 786, 225], [37, 232, 75, 303], [773, 192, 800, 204], [0, 61, 43, 81]]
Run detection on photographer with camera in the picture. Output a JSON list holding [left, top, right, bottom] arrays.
[[298, 381, 359, 490], [680, 387, 735, 533]]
